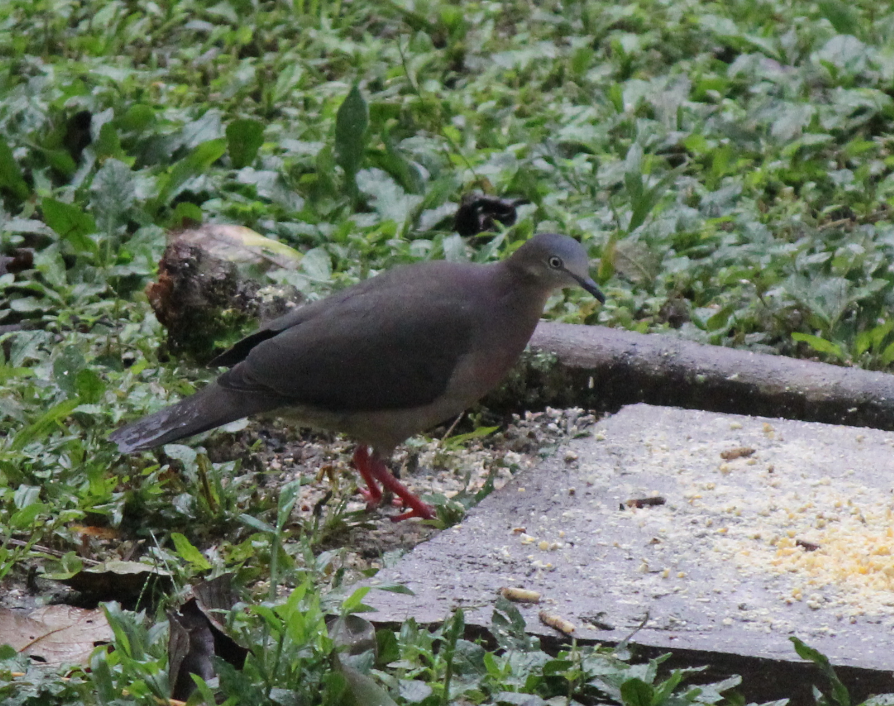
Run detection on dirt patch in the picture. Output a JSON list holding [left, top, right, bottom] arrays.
[[0, 408, 598, 614], [216, 407, 599, 578]]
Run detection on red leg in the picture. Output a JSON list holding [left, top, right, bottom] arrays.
[[366, 451, 435, 522], [353, 446, 382, 508]]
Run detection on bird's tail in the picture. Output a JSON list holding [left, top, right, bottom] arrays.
[[109, 383, 280, 453]]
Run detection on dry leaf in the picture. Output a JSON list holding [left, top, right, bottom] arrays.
[[0, 605, 112, 666]]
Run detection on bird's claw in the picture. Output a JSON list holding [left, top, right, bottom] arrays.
[[358, 488, 433, 520], [353, 444, 433, 522], [358, 486, 382, 509], [390, 502, 436, 522]]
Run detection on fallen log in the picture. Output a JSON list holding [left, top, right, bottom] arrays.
[[490, 322, 894, 431]]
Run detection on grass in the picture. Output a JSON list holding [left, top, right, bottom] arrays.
[[2, 0, 894, 702]]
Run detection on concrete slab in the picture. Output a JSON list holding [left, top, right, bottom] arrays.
[[365, 404, 894, 675]]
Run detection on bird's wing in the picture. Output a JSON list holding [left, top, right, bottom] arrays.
[[210, 263, 440, 368], [216, 279, 478, 412], [210, 285, 360, 367]]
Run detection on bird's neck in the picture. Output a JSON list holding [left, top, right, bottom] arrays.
[[438, 262, 555, 403], [488, 261, 555, 346]]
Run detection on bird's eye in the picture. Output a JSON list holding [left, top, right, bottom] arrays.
[[548, 256, 563, 269]]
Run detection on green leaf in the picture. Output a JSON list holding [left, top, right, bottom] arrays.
[[180, 110, 224, 149], [0, 139, 29, 200], [652, 669, 685, 704], [41, 198, 98, 253], [881, 341, 894, 367], [620, 678, 654, 706], [857, 320, 894, 357], [334, 655, 399, 706], [398, 680, 432, 704], [170, 532, 212, 571], [94, 122, 128, 161], [44, 148, 77, 178], [301, 247, 333, 282], [227, 118, 265, 168], [240, 513, 276, 534], [357, 168, 423, 227], [542, 659, 575, 676], [818, 0, 859, 36], [446, 425, 499, 445], [190, 675, 218, 706], [162, 444, 198, 481], [10, 502, 46, 530], [441, 425, 500, 452], [494, 693, 546, 705], [855, 329, 873, 357], [791, 333, 844, 359], [342, 586, 371, 613], [170, 201, 203, 227], [491, 596, 538, 651], [608, 83, 624, 112], [571, 45, 595, 77], [73, 403, 103, 416], [155, 138, 227, 208], [91, 158, 135, 232], [119, 103, 155, 131], [53, 345, 86, 396], [14, 485, 40, 509], [790, 637, 850, 706], [374, 129, 425, 195], [249, 604, 281, 630], [598, 231, 620, 281], [10, 296, 45, 313], [376, 628, 400, 665], [335, 84, 369, 194], [12, 398, 81, 450], [90, 649, 117, 702], [622, 143, 676, 233], [277, 478, 302, 530]]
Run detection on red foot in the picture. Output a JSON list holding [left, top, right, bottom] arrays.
[[352, 445, 435, 522], [389, 506, 434, 522], [353, 446, 382, 508]]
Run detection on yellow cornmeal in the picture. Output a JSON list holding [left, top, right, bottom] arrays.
[[715, 492, 894, 616]]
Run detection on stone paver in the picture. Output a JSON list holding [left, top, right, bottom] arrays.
[[365, 404, 894, 672]]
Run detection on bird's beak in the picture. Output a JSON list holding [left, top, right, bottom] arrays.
[[573, 274, 606, 304]]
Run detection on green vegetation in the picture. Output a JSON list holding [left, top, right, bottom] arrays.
[[2, 0, 894, 702]]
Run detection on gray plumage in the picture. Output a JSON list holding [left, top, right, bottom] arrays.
[[110, 233, 603, 520]]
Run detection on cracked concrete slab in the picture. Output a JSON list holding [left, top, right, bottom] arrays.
[[365, 404, 894, 676]]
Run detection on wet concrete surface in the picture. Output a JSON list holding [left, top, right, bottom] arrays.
[[365, 404, 894, 697]]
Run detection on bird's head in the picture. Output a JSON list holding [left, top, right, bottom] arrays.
[[508, 233, 605, 303]]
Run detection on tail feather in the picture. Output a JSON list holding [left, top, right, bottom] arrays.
[[110, 383, 280, 453]]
